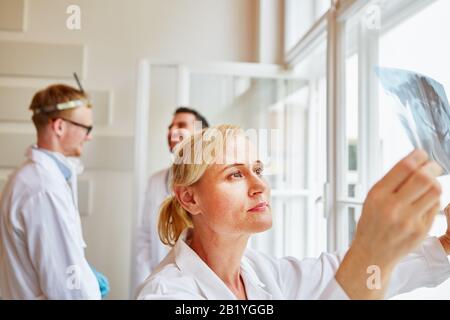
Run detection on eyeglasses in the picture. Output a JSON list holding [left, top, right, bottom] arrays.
[[53, 117, 93, 136]]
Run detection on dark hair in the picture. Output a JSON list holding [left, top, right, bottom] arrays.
[[174, 107, 209, 128]]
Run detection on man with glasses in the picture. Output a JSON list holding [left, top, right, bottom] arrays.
[[0, 84, 105, 299]]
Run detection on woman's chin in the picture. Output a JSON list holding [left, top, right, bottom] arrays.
[[249, 213, 273, 233]]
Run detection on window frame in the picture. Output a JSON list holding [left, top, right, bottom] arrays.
[[285, 0, 439, 252]]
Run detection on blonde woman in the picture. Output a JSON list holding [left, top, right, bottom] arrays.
[[138, 125, 450, 300]]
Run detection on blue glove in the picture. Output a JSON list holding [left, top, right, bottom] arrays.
[[90, 266, 110, 299]]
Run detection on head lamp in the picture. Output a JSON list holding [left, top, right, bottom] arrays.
[[33, 99, 90, 115]]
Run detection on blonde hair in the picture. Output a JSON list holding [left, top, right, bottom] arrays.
[[29, 84, 92, 131], [158, 124, 243, 246]]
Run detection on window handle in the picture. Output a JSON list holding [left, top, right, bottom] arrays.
[[323, 182, 332, 219]]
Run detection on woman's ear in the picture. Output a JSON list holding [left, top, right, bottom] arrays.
[[174, 186, 200, 216]]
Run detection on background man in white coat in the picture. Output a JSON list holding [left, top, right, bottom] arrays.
[[0, 84, 104, 299], [132, 107, 209, 294]]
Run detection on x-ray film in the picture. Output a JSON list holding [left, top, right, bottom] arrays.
[[376, 67, 450, 175]]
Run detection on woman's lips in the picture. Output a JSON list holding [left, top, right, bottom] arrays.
[[248, 202, 269, 213]]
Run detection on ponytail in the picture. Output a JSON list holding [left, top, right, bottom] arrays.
[[158, 195, 193, 246]]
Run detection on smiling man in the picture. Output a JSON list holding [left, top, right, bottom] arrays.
[[0, 84, 102, 299]]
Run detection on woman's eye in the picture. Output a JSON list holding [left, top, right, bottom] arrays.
[[254, 167, 263, 176], [230, 171, 243, 178]]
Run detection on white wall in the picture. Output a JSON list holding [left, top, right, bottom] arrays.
[[0, 0, 258, 299]]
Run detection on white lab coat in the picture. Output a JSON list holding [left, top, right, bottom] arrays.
[[137, 229, 450, 300], [132, 168, 171, 294], [0, 146, 100, 300]]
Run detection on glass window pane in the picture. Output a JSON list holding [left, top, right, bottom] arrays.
[[378, 0, 450, 173], [344, 23, 360, 200], [285, 88, 309, 189], [291, 37, 328, 258], [346, 0, 450, 298], [346, 204, 362, 245], [378, 1, 450, 298]]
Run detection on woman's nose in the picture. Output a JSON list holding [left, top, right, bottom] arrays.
[[248, 174, 267, 196]]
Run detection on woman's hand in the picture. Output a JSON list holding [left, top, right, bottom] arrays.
[[336, 149, 442, 299], [439, 204, 450, 255]]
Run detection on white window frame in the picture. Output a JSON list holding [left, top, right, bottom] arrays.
[[285, 0, 439, 252]]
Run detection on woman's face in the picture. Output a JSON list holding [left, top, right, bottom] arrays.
[[190, 136, 272, 236]]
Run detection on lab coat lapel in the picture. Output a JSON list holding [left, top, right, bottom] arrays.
[[26, 147, 68, 187], [174, 229, 274, 300], [27, 146, 79, 209], [240, 256, 273, 300], [174, 231, 237, 300]]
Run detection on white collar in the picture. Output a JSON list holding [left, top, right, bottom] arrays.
[[25, 145, 83, 182], [173, 228, 272, 299]]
